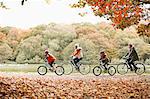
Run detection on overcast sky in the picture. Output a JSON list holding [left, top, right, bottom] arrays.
[[0, 0, 110, 29]]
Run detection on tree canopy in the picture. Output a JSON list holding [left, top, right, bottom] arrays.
[[71, 0, 150, 30]]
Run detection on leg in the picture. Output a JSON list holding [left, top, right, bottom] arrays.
[[49, 61, 54, 67], [49, 61, 55, 71], [127, 59, 133, 71], [130, 61, 138, 70], [73, 58, 78, 66], [76, 58, 82, 64], [102, 60, 107, 70]]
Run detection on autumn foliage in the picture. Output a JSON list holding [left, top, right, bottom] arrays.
[[0, 73, 150, 98], [71, 0, 149, 30], [137, 23, 150, 37]]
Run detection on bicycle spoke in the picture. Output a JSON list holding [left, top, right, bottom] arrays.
[[117, 63, 128, 75]]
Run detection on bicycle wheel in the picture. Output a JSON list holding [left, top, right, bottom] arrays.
[[135, 63, 145, 75], [55, 66, 64, 76], [37, 66, 47, 75], [63, 62, 74, 75], [108, 66, 116, 76], [79, 64, 90, 75], [117, 63, 128, 75], [93, 66, 102, 76]]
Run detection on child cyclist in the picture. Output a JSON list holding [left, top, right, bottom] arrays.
[[45, 49, 56, 71], [99, 51, 109, 70]]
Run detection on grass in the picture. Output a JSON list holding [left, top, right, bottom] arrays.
[[0, 64, 150, 74]]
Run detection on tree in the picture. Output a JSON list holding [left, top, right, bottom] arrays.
[[137, 23, 150, 44], [71, 0, 150, 30]]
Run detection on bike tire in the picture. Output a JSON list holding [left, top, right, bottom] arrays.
[[135, 63, 146, 75], [63, 62, 74, 75], [117, 63, 128, 75], [55, 66, 65, 76], [37, 66, 47, 75], [108, 66, 116, 76], [79, 64, 91, 75], [93, 66, 102, 76]]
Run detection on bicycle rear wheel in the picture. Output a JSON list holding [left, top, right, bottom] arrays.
[[108, 66, 116, 76], [93, 66, 102, 76], [55, 66, 64, 76], [117, 63, 128, 75], [37, 66, 47, 75], [62, 62, 73, 75], [79, 64, 90, 75], [135, 63, 145, 75]]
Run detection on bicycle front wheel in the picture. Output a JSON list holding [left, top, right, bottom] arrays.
[[108, 66, 116, 76], [63, 62, 73, 75], [93, 66, 102, 76], [79, 64, 90, 75], [135, 63, 145, 75], [117, 63, 128, 75], [55, 66, 64, 76], [37, 66, 47, 75]]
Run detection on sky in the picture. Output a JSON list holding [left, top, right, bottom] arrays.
[[0, 0, 110, 29]]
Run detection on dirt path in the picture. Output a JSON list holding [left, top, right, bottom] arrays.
[[0, 72, 150, 98]]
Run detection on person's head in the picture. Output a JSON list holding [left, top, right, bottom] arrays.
[[100, 51, 105, 55], [74, 43, 79, 49], [77, 47, 82, 51], [128, 44, 133, 49], [45, 49, 49, 54]]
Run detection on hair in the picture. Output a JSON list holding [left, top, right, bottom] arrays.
[[128, 44, 133, 47]]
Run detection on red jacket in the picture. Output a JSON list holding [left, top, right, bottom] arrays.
[[46, 53, 56, 63]]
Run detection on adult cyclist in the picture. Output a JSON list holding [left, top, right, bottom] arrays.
[[125, 44, 139, 71], [71, 44, 83, 69]]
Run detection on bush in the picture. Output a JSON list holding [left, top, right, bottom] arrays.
[[0, 42, 13, 63], [62, 38, 98, 64]]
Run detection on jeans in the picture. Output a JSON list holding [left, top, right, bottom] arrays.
[[127, 58, 137, 71], [73, 57, 82, 66]]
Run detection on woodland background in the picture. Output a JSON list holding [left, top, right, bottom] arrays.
[[0, 22, 150, 64]]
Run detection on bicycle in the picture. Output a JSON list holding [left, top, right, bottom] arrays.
[[93, 62, 116, 76], [117, 58, 146, 75], [37, 62, 64, 76], [62, 58, 91, 75]]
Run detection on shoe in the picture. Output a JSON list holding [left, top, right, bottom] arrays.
[[134, 67, 139, 72], [75, 66, 79, 71]]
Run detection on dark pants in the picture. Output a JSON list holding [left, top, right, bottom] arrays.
[[101, 60, 108, 70], [48, 61, 54, 67], [73, 57, 82, 66], [127, 58, 137, 71]]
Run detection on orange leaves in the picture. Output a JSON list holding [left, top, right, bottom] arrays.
[[72, 0, 145, 30], [0, 73, 150, 98], [137, 23, 150, 37]]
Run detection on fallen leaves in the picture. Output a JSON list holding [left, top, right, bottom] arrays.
[[0, 73, 150, 98]]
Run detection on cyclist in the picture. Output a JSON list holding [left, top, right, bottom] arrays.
[[45, 49, 56, 71], [99, 51, 109, 70], [125, 44, 139, 71], [71, 44, 83, 68]]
